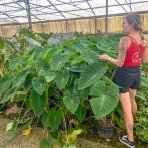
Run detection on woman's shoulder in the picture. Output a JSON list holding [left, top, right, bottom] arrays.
[[119, 36, 131, 47], [120, 36, 131, 42], [143, 40, 148, 46], [142, 40, 148, 48]]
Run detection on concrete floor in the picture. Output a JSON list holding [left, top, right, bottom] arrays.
[[0, 115, 114, 148]]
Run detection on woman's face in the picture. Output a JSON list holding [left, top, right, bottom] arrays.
[[122, 19, 133, 33]]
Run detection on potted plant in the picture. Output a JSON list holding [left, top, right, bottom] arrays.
[[97, 112, 115, 139], [88, 78, 119, 139]]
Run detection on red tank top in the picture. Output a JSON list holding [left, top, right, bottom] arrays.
[[123, 36, 146, 66]]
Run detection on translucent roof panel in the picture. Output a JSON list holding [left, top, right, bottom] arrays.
[[0, 0, 148, 25]]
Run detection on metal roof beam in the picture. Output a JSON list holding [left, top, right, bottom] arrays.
[[15, 0, 41, 21], [115, 0, 128, 13], [129, 0, 132, 12], [105, 0, 108, 34], [24, 0, 32, 30], [28, 1, 148, 14], [1, 10, 148, 26], [0, 0, 24, 5], [0, 3, 21, 9], [29, 1, 84, 18], [57, 0, 92, 14], [29, 0, 92, 8], [0, 10, 19, 23], [124, 0, 131, 11], [1, 1, 147, 16], [47, 0, 66, 19], [85, 0, 95, 15]]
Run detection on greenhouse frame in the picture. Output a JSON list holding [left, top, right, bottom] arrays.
[[1, 0, 148, 37]]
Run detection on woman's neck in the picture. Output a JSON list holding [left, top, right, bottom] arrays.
[[129, 30, 140, 37]]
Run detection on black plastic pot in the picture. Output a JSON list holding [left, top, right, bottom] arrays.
[[98, 120, 115, 139]]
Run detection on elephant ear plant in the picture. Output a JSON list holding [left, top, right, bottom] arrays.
[[0, 34, 121, 147]]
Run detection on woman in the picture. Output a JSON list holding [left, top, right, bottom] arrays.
[[99, 13, 148, 148]]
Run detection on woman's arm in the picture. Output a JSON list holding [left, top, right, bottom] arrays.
[[142, 40, 148, 64], [98, 37, 131, 67]]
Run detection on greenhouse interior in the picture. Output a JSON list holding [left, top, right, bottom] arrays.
[[0, 0, 148, 148]]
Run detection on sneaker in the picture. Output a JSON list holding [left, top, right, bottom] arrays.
[[119, 135, 135, 148]]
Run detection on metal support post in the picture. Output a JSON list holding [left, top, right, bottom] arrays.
[[25, 0, 32, 30], [105, 0, 108, 34]]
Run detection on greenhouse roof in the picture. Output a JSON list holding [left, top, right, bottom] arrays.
[[0, 0, 148, 25]]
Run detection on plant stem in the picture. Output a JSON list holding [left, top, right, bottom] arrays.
[[63, 116, 69, 145]]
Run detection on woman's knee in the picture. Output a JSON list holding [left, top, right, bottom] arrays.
[[130, 99, 137, 114], [132, 105, 137, 115], [124, 110, 133, 118]]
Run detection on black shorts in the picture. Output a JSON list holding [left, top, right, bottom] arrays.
[[112, 66, 141, 93]]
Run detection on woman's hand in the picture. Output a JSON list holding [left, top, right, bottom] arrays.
[[98, 54, 111, 61]]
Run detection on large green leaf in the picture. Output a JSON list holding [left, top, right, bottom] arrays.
[[89, 80, 106, 96], [55, 69, 70, 90], [73, 80, 90, 102], [75, 107, 86, 122], [35, 60, 50, 73], [0, 74, 13, 94], [12, 69, 28, 87], [32, 76, 47, 95], [0, 85, 19, 104], [18, 118, 32, 133], [90, 80, 119, 119], [71, 57, 84, 66], [30, 90, 48, 117], [50, 53, 70, 71], [63, 90, 80, 114], [24, 73, 34, 89], [78, 62, 108, 90], [141, 76, 148, 87], [66, 64, 85, 73], [39, 70, 56, 83], [79, 37, 90, 48], [41, 112, 49, 128], [48, 108, 62, 131], [40, 138, 53, 148], [33, 47, 44, 60], [9, 58, 22, 70], [8, 119, 19, 139], [78, 87, 90, 102], [106, 83, 119, 99], [80, 50, 98, 64], [22, 55, 34, 65], [90, 94, 119, 119], [43, 45, 62, 61], [63, 38, 77, 47]]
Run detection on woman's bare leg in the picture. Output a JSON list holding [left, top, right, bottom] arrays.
[[129, 88, 137, 115], [120, 92, 134, 142]]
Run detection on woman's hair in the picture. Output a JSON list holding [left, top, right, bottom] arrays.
[[125, 13, 142, 31], [125, 13, 144, 39]]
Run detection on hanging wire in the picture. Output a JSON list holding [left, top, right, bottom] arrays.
[[2, 0, 7, 14]]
